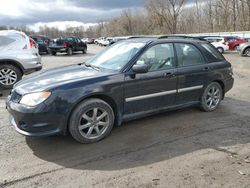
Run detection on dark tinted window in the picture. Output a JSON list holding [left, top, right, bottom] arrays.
[[225, 37, 237, 42], [135, 43, 175, 71], [175, 43, 205, 67], [201, 43, 225, 62]]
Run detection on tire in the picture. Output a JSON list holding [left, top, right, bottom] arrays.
[[200, 82, 222, 112], [83, 47, 87, 54], [244, 47, 250, 57], [51, 51, 57, 56], [217, 47, 224, 54], [69, 98, 115, 143], [67, 48, 73, 56], [0, 64, 22, 89]]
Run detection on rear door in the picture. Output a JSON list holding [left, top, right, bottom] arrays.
[[175, 43, 210, 104]]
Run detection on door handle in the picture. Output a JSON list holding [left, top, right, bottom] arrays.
[[164, 72, 175, 77], [203, 67, 210, 71]]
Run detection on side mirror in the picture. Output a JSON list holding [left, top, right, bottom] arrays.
[[132, 64, 149, 74]]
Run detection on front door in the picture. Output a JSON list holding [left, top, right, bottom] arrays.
[[123, 43, 177, 116]]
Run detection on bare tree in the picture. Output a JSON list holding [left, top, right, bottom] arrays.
[[146, 0, 186, 34]]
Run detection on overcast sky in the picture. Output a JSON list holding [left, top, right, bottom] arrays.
[[0, 0, 196, 31], [0, 0, 146, 31]]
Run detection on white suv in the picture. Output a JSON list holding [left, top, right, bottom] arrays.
[[204, 37, 229, 54], [0, 30, 42, 89]]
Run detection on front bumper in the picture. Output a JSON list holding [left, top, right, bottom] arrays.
[[6, 96, 65, 137]]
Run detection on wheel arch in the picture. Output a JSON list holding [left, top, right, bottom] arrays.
[[65, 93, 121, 135], [0, 59, 24, 74], [212, 79, 225, 98], [243, 46, 250, 55]]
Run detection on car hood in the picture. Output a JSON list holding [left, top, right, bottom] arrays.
[[14, 64, 112, 94]]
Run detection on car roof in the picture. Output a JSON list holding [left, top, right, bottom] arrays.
[[30, 35, 49, 38], [125, 36, 207, 44]]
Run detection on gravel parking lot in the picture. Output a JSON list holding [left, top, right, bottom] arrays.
[[0, 45, 250, 188]]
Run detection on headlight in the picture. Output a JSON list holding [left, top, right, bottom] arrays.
[[20, 92, 51, 107]]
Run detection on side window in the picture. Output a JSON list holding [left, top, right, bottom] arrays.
[[36, 38, 44, 45], [201, 43, 225, 62], [175, 43, 205, 67], [227, 37, 236, 42], [135, 43, 175, 71], [0, 36, 15, 46]]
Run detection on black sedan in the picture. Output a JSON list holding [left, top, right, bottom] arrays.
[[6, 37, 234, 143]]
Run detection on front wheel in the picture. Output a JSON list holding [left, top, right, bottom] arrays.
[[69, 98, 115, 143], [217, 47, 224, 54], [200, 82, 222, 112], [244, 47, 250, 57], [67, 48, 73, 56]]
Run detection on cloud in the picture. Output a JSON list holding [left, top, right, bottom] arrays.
[[0, 0, 145, 28], [28, 21, 97, 32]]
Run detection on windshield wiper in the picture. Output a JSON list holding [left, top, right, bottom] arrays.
[[84, 63, 100, 71]]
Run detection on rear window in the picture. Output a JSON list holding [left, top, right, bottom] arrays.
[[0, 36, 15, 46], [201, 43, 225, 62]]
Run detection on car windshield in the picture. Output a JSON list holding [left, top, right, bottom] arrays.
[[85, 41, 146, 70]]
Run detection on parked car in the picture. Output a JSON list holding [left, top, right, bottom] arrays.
[[6, 36, 234, 143], [83, 38, 95, 44], [223, 36, 247, 50], [30, 35, 50, 54], [95, 37, 106, 45], [49, 36, 87, 56], [81, 38, 88, 43], [237, 42, 250, 57], [244, 37, 250, 42], [204, 37, 229, 53], [99, 38, 111, 46], [0, 30, 42, 89], [88, 38, 95, 44]]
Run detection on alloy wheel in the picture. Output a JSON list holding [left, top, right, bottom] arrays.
[[205, 85, 221, 110], [0, 68, 18, 86], [78, 107, 109, 139], [245, 48, 250, 57]]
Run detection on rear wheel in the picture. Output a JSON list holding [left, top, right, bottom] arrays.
[[83, 47, 87, 54], [51, 51, 57, 56], [244, 47, 250, 57], [200, 82, 222, 112], [67, 48, 73, 56], [69, 98, 115, 143], [0, 64, 22, 89]]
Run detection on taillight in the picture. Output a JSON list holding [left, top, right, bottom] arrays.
[[29, 38, 36, 48], [63, 42, 68, 48]]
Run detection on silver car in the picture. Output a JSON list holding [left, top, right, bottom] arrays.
[[0, 30, 42, 89], [238, 42, 250, 57]]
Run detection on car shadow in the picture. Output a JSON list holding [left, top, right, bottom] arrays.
[[26, 97, 250, 171], [49, 52, 95, 57], [0, 89, 11, 98]]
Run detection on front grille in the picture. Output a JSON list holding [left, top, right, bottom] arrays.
[[10, 90, 22, 103]]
